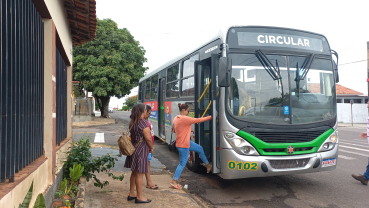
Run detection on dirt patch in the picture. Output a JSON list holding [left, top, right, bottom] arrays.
[[90, 143, 119, 150], [73, 118, 115, 128]]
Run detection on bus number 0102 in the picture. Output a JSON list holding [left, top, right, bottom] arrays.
[[228, 161, 258, 171]]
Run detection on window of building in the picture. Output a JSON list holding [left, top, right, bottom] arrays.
[[145, 79, 151, 100], [151, 74, 158, 100], [181, 54, 198, 97]]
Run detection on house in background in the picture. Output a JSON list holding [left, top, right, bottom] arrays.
[[335, 84, 368, 123], [336, 84, 368, 104], [0, 0, 96, 207]]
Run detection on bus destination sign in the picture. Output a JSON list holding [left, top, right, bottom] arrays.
[[237, 32, 324, 52]]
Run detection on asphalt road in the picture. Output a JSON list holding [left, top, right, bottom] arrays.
[[73, 111, 369, 208]]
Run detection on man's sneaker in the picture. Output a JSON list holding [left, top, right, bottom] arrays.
[[351, 174, 368, 185]]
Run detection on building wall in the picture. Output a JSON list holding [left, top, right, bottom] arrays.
[[44, 0, 73, 64], [0, 0, 74, 207], [0, 160, 49, 208], [337, 103, 368, 123]]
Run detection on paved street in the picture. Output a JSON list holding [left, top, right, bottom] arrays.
[[74, 111, 369, 208]]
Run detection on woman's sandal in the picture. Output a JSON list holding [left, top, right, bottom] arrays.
[[170, 183, 182, 189], [146, 184, 159, 189]]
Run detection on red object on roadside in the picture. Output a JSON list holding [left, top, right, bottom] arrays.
[[367, 78, 369, 82]]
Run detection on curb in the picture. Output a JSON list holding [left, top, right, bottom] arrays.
[[75, 176, 86, 208]]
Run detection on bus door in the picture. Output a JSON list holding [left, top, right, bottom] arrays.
[[158, 78, 166, 139], [189, 57, 216, 172]]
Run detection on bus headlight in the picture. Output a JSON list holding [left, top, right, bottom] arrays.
[[318, 131, 338, 152], [223, 131, 259, 156]]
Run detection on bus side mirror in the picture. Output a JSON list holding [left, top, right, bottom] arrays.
[[334, 62, 339, 83], [218, 57, 232, 87], [331, 50, 339, 83]]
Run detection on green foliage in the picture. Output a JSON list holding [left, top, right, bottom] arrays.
[[72, 84, 85, 98], [64, 137, 124, 188], [55, 178, 69, 199], [65, 200, 71, 208], [124, 95, 137, 108], [73, 18, 148, 116], [122, 106, 130, 111], [19, 181, 33, 208], [33, 194, 46, 208], [70, 163, 84, 185]]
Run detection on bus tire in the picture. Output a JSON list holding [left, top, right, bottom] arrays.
[[186, 151, 206, 173]]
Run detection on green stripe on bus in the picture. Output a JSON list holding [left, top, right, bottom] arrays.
[[236, 128, 334, 156]]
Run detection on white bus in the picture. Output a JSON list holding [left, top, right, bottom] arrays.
[[138, 25, 339, 179]]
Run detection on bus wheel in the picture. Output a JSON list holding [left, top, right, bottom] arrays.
[[186, 151, 206, 173]]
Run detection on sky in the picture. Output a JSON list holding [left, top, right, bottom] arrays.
[[96, 0, 369, 108]]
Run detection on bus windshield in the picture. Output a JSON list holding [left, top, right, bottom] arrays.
[[227, 53, 336, 124]]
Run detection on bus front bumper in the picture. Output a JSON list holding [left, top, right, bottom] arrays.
[[219, 145, 338, 179]]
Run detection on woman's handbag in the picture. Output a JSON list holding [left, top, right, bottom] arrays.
[[117, 124, 143, 157], [168, 128, 176, 152]]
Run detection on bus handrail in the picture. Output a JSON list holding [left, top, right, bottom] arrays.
[[202, 100, 212, 117], [197, 79, 212, 102]]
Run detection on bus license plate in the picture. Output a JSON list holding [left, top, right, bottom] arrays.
[[322, 158, 336, 167]]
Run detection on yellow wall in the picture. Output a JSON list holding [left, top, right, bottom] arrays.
[[43, 18, 54, 185], [0, 160, 49, 208], [44, 0, 73, 64], [55, 140, 73, 175]]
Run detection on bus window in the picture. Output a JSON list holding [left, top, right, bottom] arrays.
[[138, 83, 142, 101], [151, 74, 158, 100], [181, 76, 195, 97], [166, 82, 179, 98], [182, 54, 198, 77], [167, 64, 180, 82], [145, 79, 151, 100]]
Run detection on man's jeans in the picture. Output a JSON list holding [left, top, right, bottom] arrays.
[[173, 141, 209, 181], [364, 158, 369, 180]]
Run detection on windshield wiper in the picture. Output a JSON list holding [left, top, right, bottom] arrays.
[[294, 54, 315, 98], [255, 50, 284, 99]]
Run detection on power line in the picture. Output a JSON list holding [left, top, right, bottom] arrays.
[[338, 59, 368, 66]]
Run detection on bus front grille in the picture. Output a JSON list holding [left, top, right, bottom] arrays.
[[268, 158, 310, 169], [263, 147, 313, 153], [254, 130, 326, 143]]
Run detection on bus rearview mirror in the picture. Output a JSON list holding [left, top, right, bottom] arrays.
[[218, 57, 232, 87]]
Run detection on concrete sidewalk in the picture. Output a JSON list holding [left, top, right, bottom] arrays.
[[84, 147, 201, 208]]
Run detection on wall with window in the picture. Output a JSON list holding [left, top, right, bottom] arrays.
[[0, 0, 75, 207]]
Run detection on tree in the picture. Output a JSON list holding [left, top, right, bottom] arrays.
[[124, 95, 138, 109], [73, 19, 148, 117]]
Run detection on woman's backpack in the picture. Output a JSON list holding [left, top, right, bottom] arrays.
[[117, 131, 136, 156]]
